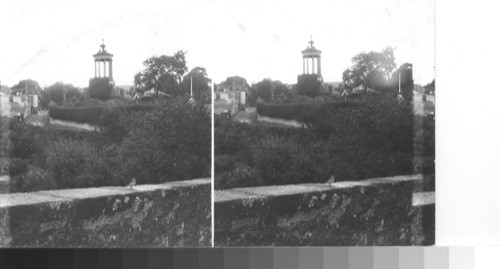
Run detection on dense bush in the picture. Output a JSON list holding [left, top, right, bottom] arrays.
[[88, 77, 113, 101], [214, 163, 262, 190], [251, 136, 327, 185], [49, 104, 156, 126], [12, 169, 57, 193], [45, 138, 115, 188], [256, 100, 361, 122], [215, 95, 429, 189], [49, 106, 104, 125], [296, 74, 322, 97], [0, 158, 29, 176], [111, 97, 211, 185]]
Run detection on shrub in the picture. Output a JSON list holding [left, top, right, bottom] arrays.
[[12, 169, 57, 193], [0, 157, 29, 176], [114, 97, 211, 184], [214, 163, 262, 190], [251, 136, 327, 186], [214, 155, 237, 173], [45, 139, 115, 188], [49, 104, 156, 126], [296, 74, 322, 97], [256, 100, 361, 122], [49, 106, 104, 125], [88, 77, 113, 101]]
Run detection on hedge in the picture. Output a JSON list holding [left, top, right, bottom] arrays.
[[49, 104, 156, 126], [256, 100, 361, 122]]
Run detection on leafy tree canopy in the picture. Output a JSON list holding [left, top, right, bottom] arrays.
[[42, 82, 80, 106], [88, 78, 113, 101], [181, 67, 212, 103], [134, 51, 188, 98], [11, 79, 42, 94], [297, 74, 322, 98], [342, 47, 397, 91]]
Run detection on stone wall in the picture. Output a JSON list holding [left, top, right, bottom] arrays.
[[215, 174, 434, 246], [0, 178, 211, 247]]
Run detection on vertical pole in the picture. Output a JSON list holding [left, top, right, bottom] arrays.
[[306, 57, 309, 74], [98, 61, 101, 77], [103, 60, 107, 78], [190, 76, 193, 97], [94, 61, 97, 77]]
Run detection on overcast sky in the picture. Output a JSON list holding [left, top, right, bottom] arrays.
[[0, 0, 434, 88]]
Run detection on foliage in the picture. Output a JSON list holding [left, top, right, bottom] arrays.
[[11, 79, 42, 94], [342, 47, 396, 90], [251, 136, 327, 186], [45, 138, 114, 188], [256, 100, 361, 122], [181, 67, 212, 103], [253, 79, 273, 102], [134, 51, 188, 97], [424, 79, 435, 93], [49, 104, 156, 126], [49, 106, 104, 125], [88, 77, 113, 101], [41, 82, 81, 106], [296, 74, 322, 97], [112, 97, 211, 184], [0, 158, 29, 176], [215, 93, 429, 189]]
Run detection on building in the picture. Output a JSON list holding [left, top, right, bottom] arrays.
[[215, 76, 249, 106]]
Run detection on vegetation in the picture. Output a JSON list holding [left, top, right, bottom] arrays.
[[296, 74, 322, 97], [88, 77, 113, 101], [49, 104, 156, 126], [342, 47, 397, 91], [134, 51, 188, 98], [11, 79, 43, 95], [1, 96, 210, 193], [216, 90, 434, 190]]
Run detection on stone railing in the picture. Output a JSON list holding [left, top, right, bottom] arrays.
[[215, 174, 434, 246], [0, 178, 211, 247]]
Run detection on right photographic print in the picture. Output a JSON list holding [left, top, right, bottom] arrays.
[[213, 0, 435, 246]]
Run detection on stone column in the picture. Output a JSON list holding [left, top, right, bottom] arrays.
[[109, 60, 113, 79], [98, 61, 101, 77], [94, 61, 97, 77], [312, 58, 315, 74], [318, 57, 321, 76], [303, 57, 305, 74], [103, 60, 107, 78]]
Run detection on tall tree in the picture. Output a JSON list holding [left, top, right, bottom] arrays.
[[11, 79, 42, 94], [181, 67, 212, 103], [342, 47, 397, 91], [134, 51, 188, 98], [43, 82, 79, 105]]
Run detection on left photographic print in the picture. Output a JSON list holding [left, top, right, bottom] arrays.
[[0, 0, 212, 247]]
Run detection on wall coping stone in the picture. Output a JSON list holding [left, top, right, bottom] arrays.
[[0, 178, 210, 208], [215, 174, 424, 203]]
